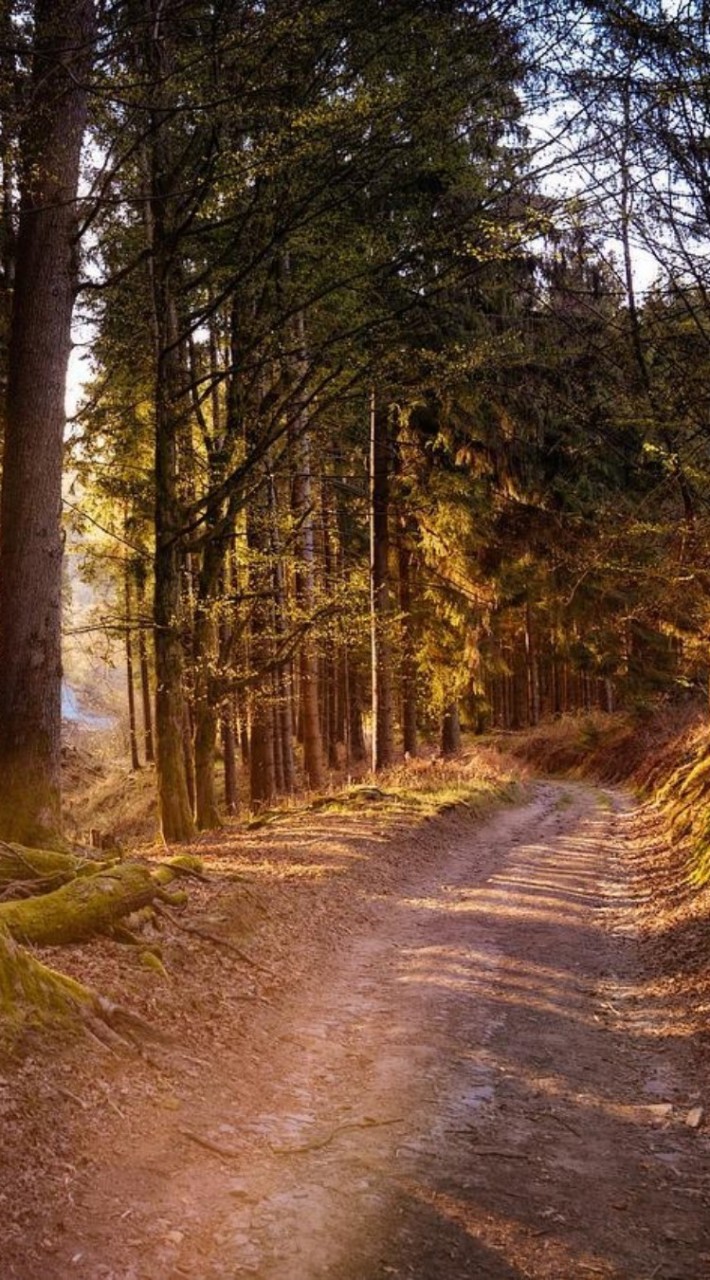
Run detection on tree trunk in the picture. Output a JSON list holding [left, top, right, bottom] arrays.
[[0, 0, 17, 365], [221, 706, 238, 815], [247, 477, 276, 807], [0, 0, 95, 844], [272, 669, 285, 792], [320, 474, 340, 768], [250, 701, 276, 807], [269, 474, 295, 793], [370, 391, 395, 771], [525, 601, 541, 727], [138, 609, 155, 764], [441, 703, 461, 756], [193, 546, 223, 830], [349, 663, 368, 763], [236, 686, 250, 768], [276, 667, 295, 793], [398, 523, 418, 757], [145, 4, 196, 841], [194, 689, 220, 828], [125, 568, 141, 771], [291, 421, 325, 789]]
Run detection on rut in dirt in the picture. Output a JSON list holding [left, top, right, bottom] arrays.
[[54, 782, 710, 1280]]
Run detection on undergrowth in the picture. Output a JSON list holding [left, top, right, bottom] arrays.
[[247, 747, 524, 831]]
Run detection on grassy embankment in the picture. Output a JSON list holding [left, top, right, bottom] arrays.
[[63, 740, 527, 850]]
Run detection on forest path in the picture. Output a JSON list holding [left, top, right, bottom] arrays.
[[53, 782, 710, 1279]]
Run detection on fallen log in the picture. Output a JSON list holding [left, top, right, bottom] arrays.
[[0, 855, 202, 947]]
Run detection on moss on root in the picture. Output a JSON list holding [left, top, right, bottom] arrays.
[[0, 842, 208, 1043], [0, 843, 106, 892], [0, 858, 202, 947], [0, 926, 92, 1029]]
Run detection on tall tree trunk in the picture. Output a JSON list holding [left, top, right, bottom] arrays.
[[193, 660, 220, 828], [0, 0, 17, 364], [136, 575, 155, 764], [221, 705, 238, 815], [510, 634, 526, 729], [269, 474, 295, 793], [320, 472, 340, 768], [398, 522, 418, 757], [349, 662, 367, 763], [250, 701, 276, 807], [276, 667, 295, 793], [145, 3, 195, 840], [370, 391, 394, 771], [291, 400, 324, 790], [247, 479, 276, 807], [272, 668, 285, 793], [125, 568, 140, 771], [193, 539, 223, 830], [0, 0, 95, 843], [525, 601, 540, 727]]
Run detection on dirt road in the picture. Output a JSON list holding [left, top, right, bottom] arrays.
[[48, 782, 710, 1278]]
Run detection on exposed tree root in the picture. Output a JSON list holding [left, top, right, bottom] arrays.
[[154, 903, 270, 972], [0, 925, 93, 1025], [0, 842, 107, 897], [0, 925, 174, 1059], [0, 856, 202, 947], [0, 853, 205, 1045]]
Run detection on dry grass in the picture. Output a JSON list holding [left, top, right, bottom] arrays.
[[62, 737, 525, 851], [492, 704, 705, 785]]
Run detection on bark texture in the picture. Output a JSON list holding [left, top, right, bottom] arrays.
[[0, 0, 95, 842], [146, 0, 196, 841]]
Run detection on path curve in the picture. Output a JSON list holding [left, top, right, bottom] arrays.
[[53, 782, 710, 1279]]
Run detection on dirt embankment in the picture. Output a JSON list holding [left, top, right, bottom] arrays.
[[3, 771, 710, 1279]]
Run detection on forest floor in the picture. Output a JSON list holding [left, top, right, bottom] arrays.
[[4, 774, 710, 1279]]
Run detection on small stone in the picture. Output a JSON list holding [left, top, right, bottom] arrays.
[[228, 1180, 254, 1201], [686, 1106, 704, 1129], [165, 1230, 184, 1246]]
